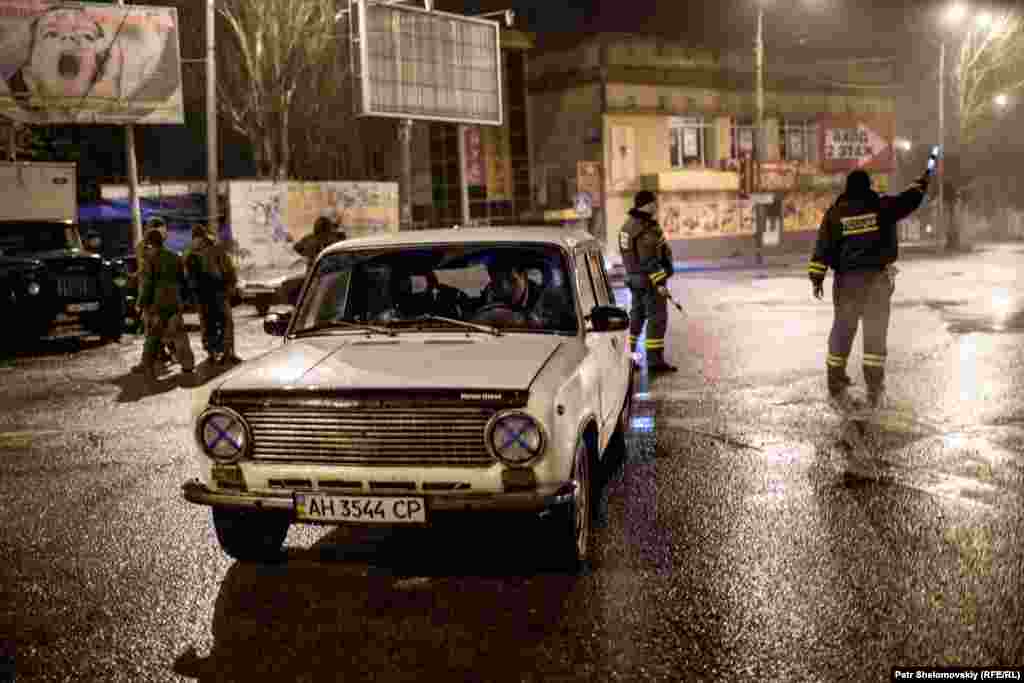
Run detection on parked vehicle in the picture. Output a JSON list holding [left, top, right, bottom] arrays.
[[0, 163, 129, 343], [183, 227, 635, 570]]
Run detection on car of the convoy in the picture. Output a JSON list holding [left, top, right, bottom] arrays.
[[183, 227, 634, 570]]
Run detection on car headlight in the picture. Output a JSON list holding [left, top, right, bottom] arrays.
[[113, 276, 128, 288], [26, 281, 40, 296], [195, 407, 250, 463], [485, 411, 545, 465]]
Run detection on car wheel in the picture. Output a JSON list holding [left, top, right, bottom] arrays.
[[212, 507, 290, 563], [550, 436, 593, 572]]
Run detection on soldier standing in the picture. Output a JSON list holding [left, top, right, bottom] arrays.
[[187, 225, 241, 365], [618, 190, 678, 374], [134, 229, 195, 381], [808, 167, 931, 409]]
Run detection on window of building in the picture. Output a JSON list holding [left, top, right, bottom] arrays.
[[730, 118, 758, 160], [780, 119, 818, 163], [669, 116, 710, 168]]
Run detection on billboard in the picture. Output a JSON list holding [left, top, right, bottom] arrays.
[[0, 1, 183, 125], [819, 114, 895, 173], [352, 0, 502, 125]]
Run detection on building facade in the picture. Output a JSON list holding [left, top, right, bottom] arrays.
[[527, 33, 899, 262], [409, 29, 534, 229]]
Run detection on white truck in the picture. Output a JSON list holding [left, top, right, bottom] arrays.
[[0, 162, 129, 343]]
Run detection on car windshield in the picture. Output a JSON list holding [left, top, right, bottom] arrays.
[[292, 243, 579, 335], [0, 221, 83, 256]]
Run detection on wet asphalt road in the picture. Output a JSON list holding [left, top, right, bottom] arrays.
[[1, 243, 1023, 682]]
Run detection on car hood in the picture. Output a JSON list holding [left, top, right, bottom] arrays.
[[28, 249, 99, 262], [216, 334, 565, 392]]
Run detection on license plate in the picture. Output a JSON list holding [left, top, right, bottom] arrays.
[[294, 494, 426, 524], [66, 302, 100, 313]]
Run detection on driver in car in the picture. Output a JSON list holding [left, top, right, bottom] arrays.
[[482, 258, 541, 313]]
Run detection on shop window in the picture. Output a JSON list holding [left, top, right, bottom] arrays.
[[780, 119, 818, 163], [730, 118, 758, 160], [670, 116, 710, 168]]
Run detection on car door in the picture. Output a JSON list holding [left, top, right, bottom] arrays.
[[583, 248, 628, 447], [575, 247, 616, 449]]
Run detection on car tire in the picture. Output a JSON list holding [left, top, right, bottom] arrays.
[[212, 507, 290, 563], [549, 436, 594, 572]]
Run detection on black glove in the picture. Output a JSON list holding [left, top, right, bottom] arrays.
[[810, 274, 824, 300]]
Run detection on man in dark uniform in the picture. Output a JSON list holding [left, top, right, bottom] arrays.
[[619, 190, 677, 373], [295, 216, 345, 271], [808, 167, 931, 408]]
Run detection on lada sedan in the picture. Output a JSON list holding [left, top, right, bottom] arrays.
[[183, 227, 634, 570]]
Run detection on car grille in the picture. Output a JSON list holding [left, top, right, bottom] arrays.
[[236, 405, 496, 466], [56, 274, 99, 299]]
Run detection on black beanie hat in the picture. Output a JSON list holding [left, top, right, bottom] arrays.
[[845, 170, 872, 195]]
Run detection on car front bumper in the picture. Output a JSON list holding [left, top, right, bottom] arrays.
[[181, 478, 578, 518]]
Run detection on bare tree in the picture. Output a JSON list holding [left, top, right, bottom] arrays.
[[217, 0, 339, 180], [953, 11, 1024, 147], [948, 10, 1024, 248]]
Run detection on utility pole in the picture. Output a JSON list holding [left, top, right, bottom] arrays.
[[117, 0, 142, 246], [206, 0, 219, 232], [458, 124, 470, 226], [754, 5, 765, 264], [399, 118, 413, 229]]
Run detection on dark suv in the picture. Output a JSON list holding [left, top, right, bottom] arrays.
[[0, 220, 130, 344]]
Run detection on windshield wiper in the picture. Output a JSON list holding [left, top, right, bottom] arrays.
[[294, 319, 397, 337], [394, 314, 503, 337]]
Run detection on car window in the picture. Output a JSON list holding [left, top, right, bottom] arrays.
[[293, 244, 579, 334], [585, 250, 612, 306], [574, 249, 597, 316]]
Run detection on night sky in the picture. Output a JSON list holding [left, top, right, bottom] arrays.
[[58, 0, 1023, 199]]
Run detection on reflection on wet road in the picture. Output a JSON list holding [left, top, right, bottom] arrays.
[[2, 245, 1023, 680]]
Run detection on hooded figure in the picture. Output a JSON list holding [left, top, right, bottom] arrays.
[[808, 166, 932, 408], [617, 190, 677, 373]]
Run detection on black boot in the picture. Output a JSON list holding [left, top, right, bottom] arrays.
[[864, 365, 885, 408], [647, 349, 678, 374], [827, 366, 853, 397]]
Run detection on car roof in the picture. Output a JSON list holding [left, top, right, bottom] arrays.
[[320, 226, 598, 256]]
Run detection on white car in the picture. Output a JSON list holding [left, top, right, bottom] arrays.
[[183, 227, 634, 570]]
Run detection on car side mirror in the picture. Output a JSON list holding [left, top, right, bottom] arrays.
[[588, 304, 629, 332], [263, 311, 292, 336]]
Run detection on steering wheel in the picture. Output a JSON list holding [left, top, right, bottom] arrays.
[[471, 302, 543, 329]]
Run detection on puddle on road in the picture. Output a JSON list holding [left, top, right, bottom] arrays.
[[891, 299, 969, 310], [945, 309, 1024, 334]]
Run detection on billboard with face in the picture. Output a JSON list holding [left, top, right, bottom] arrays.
[[0, 1, 183, 124]]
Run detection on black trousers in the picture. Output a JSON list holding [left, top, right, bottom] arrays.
[[827, 268, 894, 393], [627, 279, 668, 356]]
